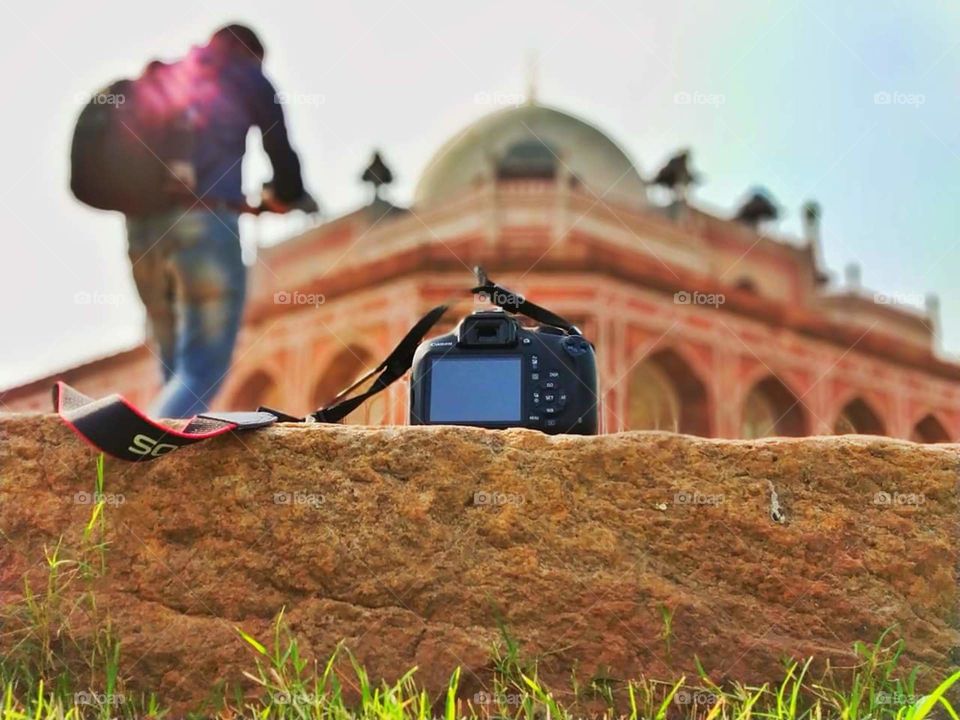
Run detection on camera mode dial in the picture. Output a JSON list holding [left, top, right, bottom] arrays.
[[562, 336, 591, 357]]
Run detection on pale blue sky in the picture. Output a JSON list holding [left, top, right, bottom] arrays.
[[0, 0, 957, 388]]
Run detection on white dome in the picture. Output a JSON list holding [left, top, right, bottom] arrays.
[[415, 103, 647, 208]]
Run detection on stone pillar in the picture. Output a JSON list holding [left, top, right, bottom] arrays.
[[806, 354, 835, 436]]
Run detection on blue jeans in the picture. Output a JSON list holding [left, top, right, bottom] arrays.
[[126, 208, 246, 418]]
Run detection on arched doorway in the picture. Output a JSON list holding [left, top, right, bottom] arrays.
[[741, 376, 807, 438], [910, 414, 950, 443], [311, 345, 376, 424], [627, 349, 709, 435], [834, 398, 885, 435], [227, 369, 283, 410]]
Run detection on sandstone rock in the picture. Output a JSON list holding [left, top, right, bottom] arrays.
[[0, 414, 958, 712]]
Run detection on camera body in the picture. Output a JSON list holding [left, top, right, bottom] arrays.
[[409, 310, 598, 434]]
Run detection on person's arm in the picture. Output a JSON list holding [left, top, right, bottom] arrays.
[[246, 66, 306, 204]]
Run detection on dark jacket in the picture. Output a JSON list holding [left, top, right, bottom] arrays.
[[146, 47, 305, 206]]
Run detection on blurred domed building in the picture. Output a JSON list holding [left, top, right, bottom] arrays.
[[5, 99, 958, 441], [415, 103, 647, 208]]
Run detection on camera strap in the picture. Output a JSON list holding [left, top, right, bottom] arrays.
[[53, 304, 449, 462], [471, 267, 582, 336], [306, 304, 449, 422]]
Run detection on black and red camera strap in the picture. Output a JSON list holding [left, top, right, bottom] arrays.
[[54, 380, 275, 460], [54, 304, 449, 461], [52, 268, 584, 462]]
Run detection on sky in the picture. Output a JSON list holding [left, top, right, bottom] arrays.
[[0, 0, 958, 388]]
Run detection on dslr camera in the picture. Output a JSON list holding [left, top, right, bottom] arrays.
[[409, 271, 598, 434]]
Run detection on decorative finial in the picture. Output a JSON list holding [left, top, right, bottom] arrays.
[[927, 293, 941, 352], [844, 263, 861, 289], [652, 149, 700, 202], [735, 188, 779, 227], [801, 200, 821, 245], [360, 150, 393, 202], [525, 50, 539, 105]]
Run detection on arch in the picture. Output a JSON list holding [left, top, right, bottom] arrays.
[[311, 345, 376, 422], [227, 369, 283, 410], [627, 348, 710, 435], [741, 376, 807, 438], [910, 413, 951, 443], [834, 397, 886, 435]]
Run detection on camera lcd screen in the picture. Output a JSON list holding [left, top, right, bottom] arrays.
[[428, 356, 522, 422]]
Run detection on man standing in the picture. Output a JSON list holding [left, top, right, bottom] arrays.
[[125, 24, 316, 418]]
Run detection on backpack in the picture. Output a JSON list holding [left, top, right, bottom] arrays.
[[70, 67, 193, 215]]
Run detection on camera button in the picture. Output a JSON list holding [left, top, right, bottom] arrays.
[[545, 418, 559, 428], [541, 380, 558, 391], [544, 405, 558, 415], [532, 391, 541, 405], [558, 391, 568, 407], [531, 354, 539, 370], [544, 393, 556, 403], [531, 372, 540, 381], [547, 370, 561, 379], [527, 414, 541, 424]]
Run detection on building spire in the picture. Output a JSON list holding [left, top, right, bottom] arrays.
[[525, 50, 539, 105]]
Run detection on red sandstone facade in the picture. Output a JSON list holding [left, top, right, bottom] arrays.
[[3, 102, 957, 441]]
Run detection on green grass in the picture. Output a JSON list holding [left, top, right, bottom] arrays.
[[2, 621, 959, 720], [0, 455, 958, 719]]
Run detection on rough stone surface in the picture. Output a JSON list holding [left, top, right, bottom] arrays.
[[1, 414, 958, 712]]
